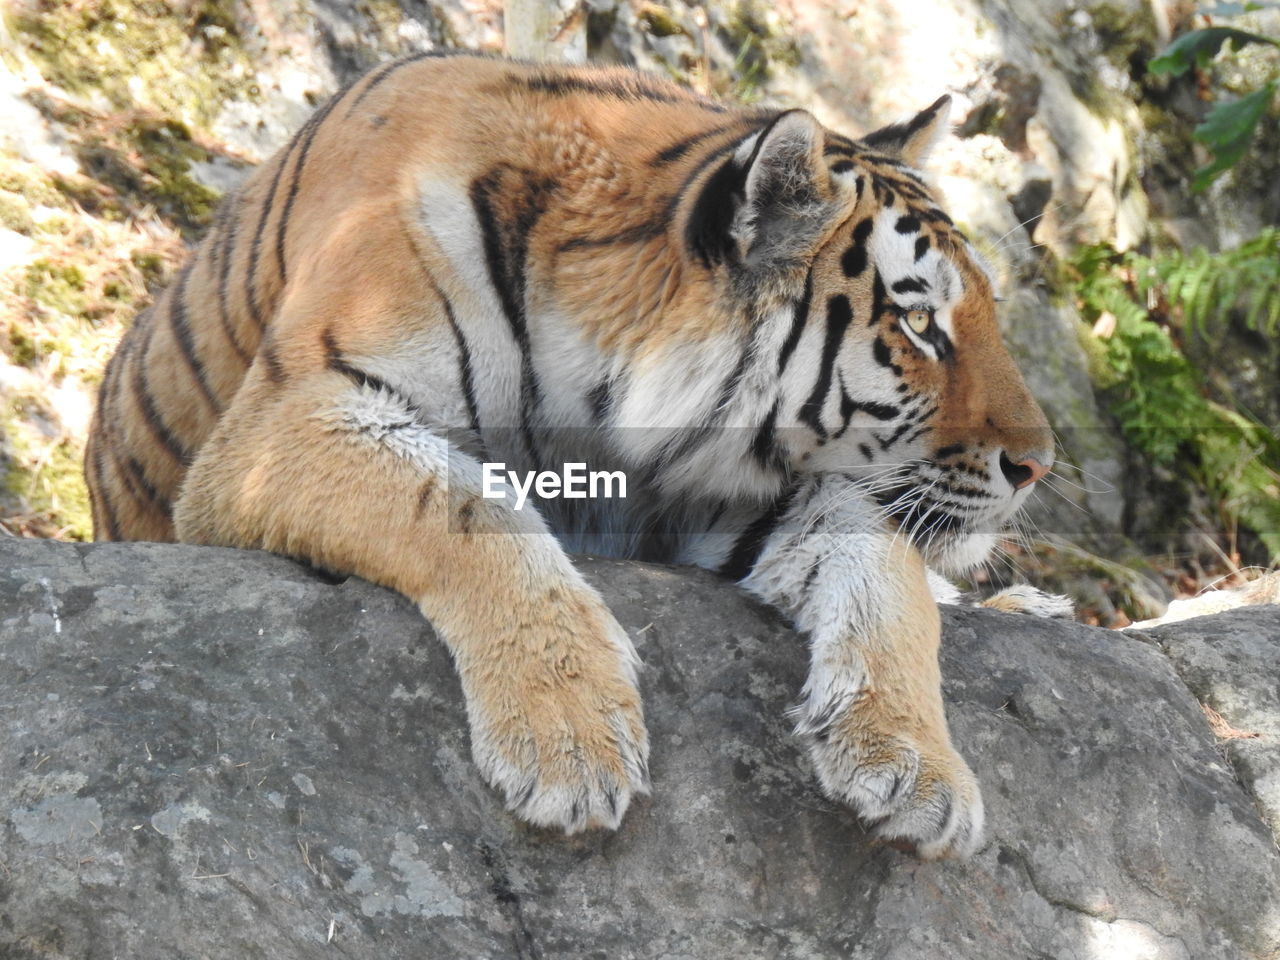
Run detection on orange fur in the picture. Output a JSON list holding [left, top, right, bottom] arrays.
[[85, 55, 1052, 849]]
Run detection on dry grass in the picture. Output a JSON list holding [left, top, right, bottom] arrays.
[[1201, 703, 1261, 742], [1, 101, 192, 540]]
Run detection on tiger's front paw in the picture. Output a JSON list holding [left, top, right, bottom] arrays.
[[797, 693, 984, 859], [464, 607, 650, 834], [980, 585, 1073, 619]]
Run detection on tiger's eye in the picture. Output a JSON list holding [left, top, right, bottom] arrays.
[[905, 309, 932, 334]]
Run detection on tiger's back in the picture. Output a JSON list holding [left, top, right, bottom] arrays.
[[86, 55, 782, 541]]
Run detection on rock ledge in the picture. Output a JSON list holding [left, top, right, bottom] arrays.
[[2, 540, 1278, 959]]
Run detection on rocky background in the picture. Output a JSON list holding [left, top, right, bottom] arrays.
[[2, 539, 1279, 959], [0, 0, 1279, 622]]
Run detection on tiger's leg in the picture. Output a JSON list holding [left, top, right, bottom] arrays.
[[687, 475, 982, 858], [926, 573, 1074, 619], [174, 365, 649, 833]]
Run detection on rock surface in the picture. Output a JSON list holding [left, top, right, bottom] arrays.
[[2, 539, 1279, 959], [1135, 601, 1280, 844]]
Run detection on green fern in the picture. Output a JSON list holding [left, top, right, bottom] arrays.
[[1069, 236, 1280, 558], [1149, 229, 1280, 335]]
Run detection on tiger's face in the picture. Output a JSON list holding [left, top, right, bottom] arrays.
[[709, 99, 1053, 570], [809, 171, 1052, 563]]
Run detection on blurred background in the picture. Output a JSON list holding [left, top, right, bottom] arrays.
[[0, 0, 1276, 624]]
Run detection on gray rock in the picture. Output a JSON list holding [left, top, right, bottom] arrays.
[[1, 539, 1278, 959], [1138, 607, 1280, 843]]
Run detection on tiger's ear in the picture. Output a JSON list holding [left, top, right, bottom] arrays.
[[687, 109, 836, 272], [862, 95, 952, 168]]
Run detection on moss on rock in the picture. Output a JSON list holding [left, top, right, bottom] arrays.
[[0, 395, 93, 541], [11, 0, 259, 131]]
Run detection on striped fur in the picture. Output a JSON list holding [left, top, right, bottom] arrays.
[[86, 55, 1054, 857]]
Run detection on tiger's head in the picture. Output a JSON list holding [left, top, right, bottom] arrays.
[[687, 98, 1053, 573]]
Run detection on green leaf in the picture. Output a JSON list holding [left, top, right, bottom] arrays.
[[1191, 81, 1278, 189], [1149, 27, 1278, 76]]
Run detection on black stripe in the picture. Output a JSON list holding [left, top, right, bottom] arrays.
[[877, 418, 915, 451], [262, 342, 287, 385], [858, 442, 873, 461], [751, 400, 782, 471], [662, 140, 738, 228], [914, 235, 930, 261], [842, 218, 873, 278], [244, 152, 290, 330], [831, 159, 855, 174], [861, 97, 947, 153], [859, 152, 907, 168], [344, 60, 403, 116], [800, 559, 821, 599], [911, 402, 939, 425], [343, 50, 458, 118], [122, 454, 169, 514], [934, 479, 994, 500], [934, 443, 964, 459], [587, 378, 612, 424], [895, 215, 921, 234], [867, 175, 899, 207], [558, 223, 664, 252], [834, 380, 900, 440], [322, 330, 392, 394], [870, 270, 897, 332], [893, 167, 930, 189], [211, 196, 252, 365], [89, 440, 122, 541], [95, 330, 147, 524], [719, 486, 798, 581], [651, 123, 739, 165], [872, 336, 902, 376], [97, 328, 127, 419], [681, 114, 799, 269], [276, 84, 351, 286], [469, 167, 554, 466], [900, 423, 931, 447], [107, 444, 152, 512], [855, 399, 900, 420], [925, 324, 954, 360], [512, 73, 728, 112], [888, 178, 931, 202], [437, 284, 483, 440], [131, 344, 191, 466], [96, 331, 132, 454], [778, 266, 813, 374], [167, 263, 221, 413], [835, 376, 856, 439], [891, 276, 929, 295], [797, 295, 854, 439]]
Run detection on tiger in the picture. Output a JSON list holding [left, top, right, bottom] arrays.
[[84, 52, 1062, 859]]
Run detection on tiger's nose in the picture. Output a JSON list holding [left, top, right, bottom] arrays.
[[999, 452, 1051, 490]]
